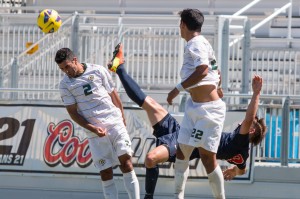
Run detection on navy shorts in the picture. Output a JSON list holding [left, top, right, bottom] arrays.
[[153, 114, 200, 162], [152, 114, 200, 162], [152, 114, 180, 162]]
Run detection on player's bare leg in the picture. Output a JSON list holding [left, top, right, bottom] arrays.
[[145, 145, 169, 168], [142, 96, 168, 126], [118, 154, 140, 199], [100, 167, 119, 199]]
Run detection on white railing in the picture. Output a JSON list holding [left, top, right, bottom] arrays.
[[1, 10, 300, 164], [217, 0, 296, 96], [223, 94, 300, 164], [1, 12, 299, 97], [0, 13, 74, 100], [225, 0, 293, 47], [250, 48, 300, 95]]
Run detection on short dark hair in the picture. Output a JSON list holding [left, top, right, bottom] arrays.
[[55, 48, 75, 64], [178, 9, 204, 32], [250, 116, 267, 146]]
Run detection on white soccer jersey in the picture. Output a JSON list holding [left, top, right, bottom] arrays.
[[59, 63, 123, 138], [180, 35, 219, 89]]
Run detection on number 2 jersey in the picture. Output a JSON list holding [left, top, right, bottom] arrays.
[[59, 63, 124, 138]]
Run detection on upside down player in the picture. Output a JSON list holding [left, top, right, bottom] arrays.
[[108, 43, 267, 199]]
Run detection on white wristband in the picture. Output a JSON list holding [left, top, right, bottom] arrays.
[[176, 83, 185, 92]]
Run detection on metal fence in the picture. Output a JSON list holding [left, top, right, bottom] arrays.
[[224, 94, 300, 165], [1, 12, 299, 96], [0, 12, 300, 164], [0, 13, 73, 100]]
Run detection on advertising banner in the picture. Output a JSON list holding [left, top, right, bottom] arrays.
[[0, 105, 253, 182]]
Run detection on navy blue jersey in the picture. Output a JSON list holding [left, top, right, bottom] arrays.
[[217, 125, 250, 169]]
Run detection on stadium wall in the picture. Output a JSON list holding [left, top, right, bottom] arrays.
[[0, 104, 299, 198]]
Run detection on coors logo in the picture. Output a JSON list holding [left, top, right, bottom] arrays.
[[44, 120, 92, 167]]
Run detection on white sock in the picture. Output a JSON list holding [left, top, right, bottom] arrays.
[[102, 179, 119, 199], [123, 170, 140, 199], [207, 165, 225, 199], [174, 158, 190, 199]]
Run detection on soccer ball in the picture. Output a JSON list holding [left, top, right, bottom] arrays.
[[37, 9, 62, 34]]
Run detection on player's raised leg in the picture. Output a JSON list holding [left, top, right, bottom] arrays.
[[108, 43, 168, 126], [108, 43, 171, 199]]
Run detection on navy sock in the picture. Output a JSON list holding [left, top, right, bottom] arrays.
[[145, 166, 159, 197], [116, 64, 146, 107]]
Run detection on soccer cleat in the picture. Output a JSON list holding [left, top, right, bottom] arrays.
[[108, 43, 124, 72], [144, 194, 153, 199]]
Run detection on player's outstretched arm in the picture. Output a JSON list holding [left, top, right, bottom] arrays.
[[223, 75, 263, 180], [240, 75, 262, 135]]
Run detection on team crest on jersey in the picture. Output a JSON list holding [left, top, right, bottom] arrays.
[[99, 159, 106, 166], [88, 75, 94, 81]]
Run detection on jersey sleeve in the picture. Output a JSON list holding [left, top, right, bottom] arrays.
[[235, 160, 247, 170], [98, 66, 115, 93], [226, 150, 249, 170], [188, 42, 210, 68], [59, 82, 76, 106]]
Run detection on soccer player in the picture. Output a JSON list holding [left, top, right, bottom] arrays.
[[108, 44, 266, 199], [55, 48, 140, 199], [167, 9, 226, 199]]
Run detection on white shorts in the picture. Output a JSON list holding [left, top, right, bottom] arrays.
[[88, 125, 133, 171], [178, 98, 226, 153]]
